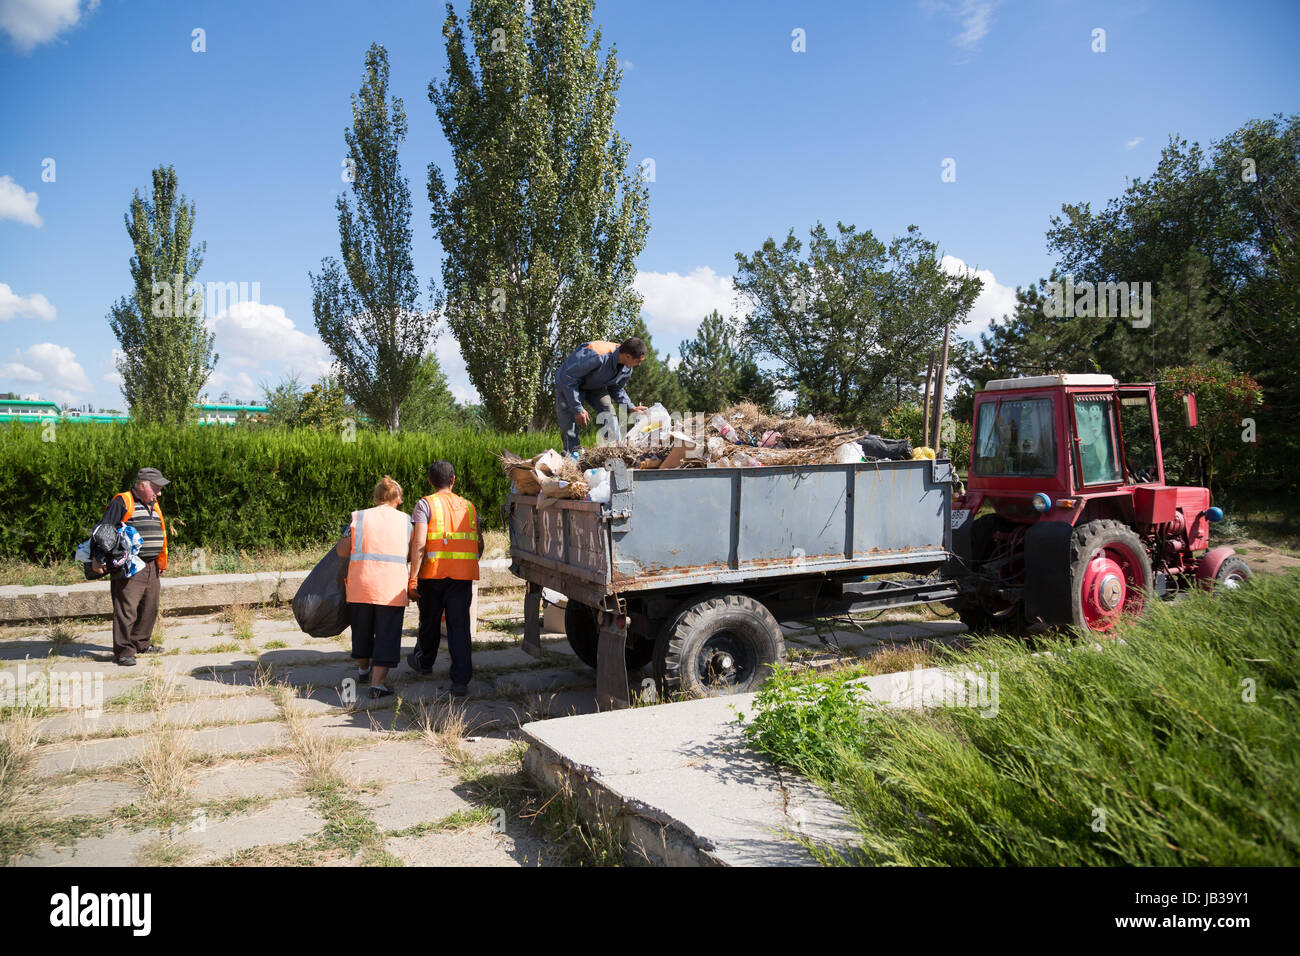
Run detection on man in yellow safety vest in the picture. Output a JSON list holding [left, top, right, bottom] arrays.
[[406, 460, 483, 695]]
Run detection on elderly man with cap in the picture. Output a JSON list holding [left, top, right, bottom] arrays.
[[93, 467, 172, 666]]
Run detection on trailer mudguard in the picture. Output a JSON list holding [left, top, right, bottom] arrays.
[[1024, 520, 1076, 626]]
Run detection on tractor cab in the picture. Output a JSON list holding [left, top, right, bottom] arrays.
[[951, 373, 1249, 634]]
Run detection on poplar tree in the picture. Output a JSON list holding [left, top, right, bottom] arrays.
[[107, 165, 216, 424], [428, 0, 649, 430]]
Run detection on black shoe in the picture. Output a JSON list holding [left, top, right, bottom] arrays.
[[450, 683, 469, 698], [369, 685, 394, 699], [356, 667, 371, 685], [407, 650, 432, 676], [116, 656, 137, 667]]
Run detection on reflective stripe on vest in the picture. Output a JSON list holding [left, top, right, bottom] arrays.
[[346, 506, 410, 607], [420, 493, 479, 580]]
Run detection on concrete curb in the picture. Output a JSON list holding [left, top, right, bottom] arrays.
[[520, 662, 990, 866], [0, 558, 520, 623]]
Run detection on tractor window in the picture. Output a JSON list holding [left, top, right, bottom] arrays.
[[1073, 394, 1122, 485], [1118, 392, 1159, 483], [973, 397, 1056, 477]]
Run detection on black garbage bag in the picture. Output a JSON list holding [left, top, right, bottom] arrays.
[[80, 522, 124, 580], [293, 548, 351, 637], [860, 435, 913, 461]]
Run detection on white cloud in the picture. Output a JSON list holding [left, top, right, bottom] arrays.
[[1, 341, 91, 402], [0, 282, 55, 321], [206, 301, 333, 398], [922, 0, 1001, 56], [434, 333, 479, 405], [0, 176, 43, 227], [940, 254, 1019, 333], [634, 266, 746, 349], [0, 0, 98, 53], [1126, 136, 1144, 150]]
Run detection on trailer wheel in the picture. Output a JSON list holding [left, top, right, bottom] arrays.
[[654, 594, 785, 698], [563, 601, 654, 671], [1068, 519, 1153, 634]]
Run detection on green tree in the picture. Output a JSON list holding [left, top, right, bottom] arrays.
[[312, 43, 438, 433], [107, 165, 216, 424], [428, 0, 650, 431], [676, 310, 776, 413], [399, 352, 460, 432], [734, 222, 981, 427], [1157, 362, 1263, 497]]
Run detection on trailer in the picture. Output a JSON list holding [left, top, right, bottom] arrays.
[[508, 456, 958, 708]]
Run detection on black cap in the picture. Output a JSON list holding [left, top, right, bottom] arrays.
[[135, 467, 170, 488]]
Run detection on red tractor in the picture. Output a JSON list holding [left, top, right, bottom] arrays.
[[950, 373, 1252, 634]]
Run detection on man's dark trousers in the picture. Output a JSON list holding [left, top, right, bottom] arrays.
[[110, 559, 160, 659], [415, 577, 473, 686]]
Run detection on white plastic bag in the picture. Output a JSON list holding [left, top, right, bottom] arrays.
[[629, 403, 672, 445], [833, 442, 864, 464]]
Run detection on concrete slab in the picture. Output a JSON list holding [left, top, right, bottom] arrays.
[[337, 739, 450, 786], [520, 662, 993, 866], [181, 796, 324, 862], [492, 667, 591, 695], [383, 826, 552, 867], [0, 560, 519, 623], [191, 757, 303, 801], [361, 778, 473, 831], [15, 827, 154, 866], [40, 780, 144, 819]]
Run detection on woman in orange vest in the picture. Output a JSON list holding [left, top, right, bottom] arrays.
[[405, 460, 482, 696], [336, 475, 412, 699]]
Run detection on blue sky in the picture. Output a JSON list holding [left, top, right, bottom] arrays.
[[2, 0, 1297, 409]]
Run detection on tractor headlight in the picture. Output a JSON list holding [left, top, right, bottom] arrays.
[[1032, 493, 1053, 513]]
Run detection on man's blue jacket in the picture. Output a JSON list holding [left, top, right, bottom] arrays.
[[554, 340, 634, 415]]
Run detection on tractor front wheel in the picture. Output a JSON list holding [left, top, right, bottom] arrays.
[[1068, 519, 1153, 634]]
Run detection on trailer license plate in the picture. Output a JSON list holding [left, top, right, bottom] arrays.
[[950, 509, 970, 529]]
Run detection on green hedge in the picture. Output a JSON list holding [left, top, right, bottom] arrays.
[[0, 422, 560, 562]]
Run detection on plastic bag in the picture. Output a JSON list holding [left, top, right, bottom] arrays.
[[859, 436, 913, 461], [293, 547, 351, 637], [629, 403, 672, 445], [833, 442, 865, 463]]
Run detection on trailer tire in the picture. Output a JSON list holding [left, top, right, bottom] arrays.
[[1213, 555, 1253, 589], [654, 593, 785, 698], [1068, 519, 1153, 634], [564, 601, 654, 671]]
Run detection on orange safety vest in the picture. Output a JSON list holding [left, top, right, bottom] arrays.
[[113, 491, 168, 572], [345, 506, 410, 607], [587, 340, 619, 355], [417, 492, 480, 581]]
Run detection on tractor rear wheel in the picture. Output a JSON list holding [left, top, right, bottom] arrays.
[[956, 514, 1023, 634], [1068, 519, 1153, 634]]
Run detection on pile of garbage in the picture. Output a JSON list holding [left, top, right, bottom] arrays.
[[503, 403, 930, 504]]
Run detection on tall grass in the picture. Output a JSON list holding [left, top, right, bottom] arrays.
[[0, 421, 559, 561], [742, 570, 1300, 865]]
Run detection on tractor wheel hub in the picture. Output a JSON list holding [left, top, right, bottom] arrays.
[[1098, 574, 1123, 610]]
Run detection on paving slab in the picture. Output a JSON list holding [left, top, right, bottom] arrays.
[[16, 827, 155, 867], [189, 720, 291, 757], [383, 825, 552, 867], [361, 778, 473, 831], [191, 757, 304, 801], [337, 739, 451, 786], [181, 796, 325, 862], [492, 667, 591, 696], [33, 735, 148, 776], [40, 780, 145, 819]]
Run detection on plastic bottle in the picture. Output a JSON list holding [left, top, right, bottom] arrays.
[[711, 414, 737, 442]]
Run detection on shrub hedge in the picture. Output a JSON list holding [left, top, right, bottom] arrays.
[[0, 421, 560, 562]]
